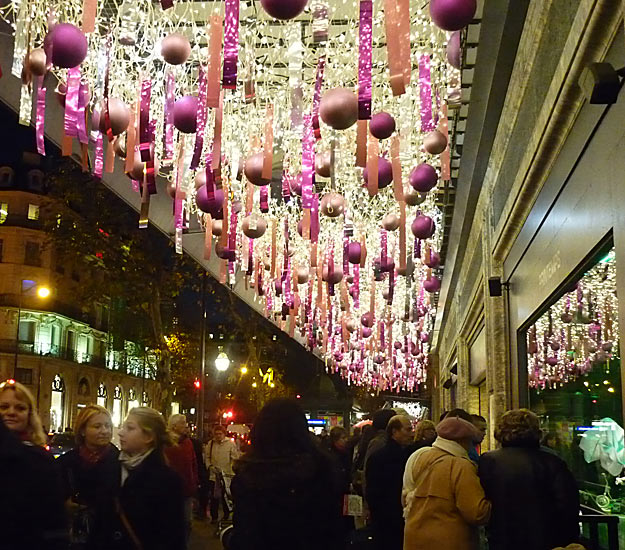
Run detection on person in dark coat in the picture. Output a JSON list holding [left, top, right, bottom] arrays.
[[191, 435, 210, 520], [0, 398, 68, 550], [328, 426, 355, 542], [115, 407, 186, 550], [58, 404, 120, 550], [478, 409, 579, 550], [365, 415, 414, 550], [230, 398, 343, 550]]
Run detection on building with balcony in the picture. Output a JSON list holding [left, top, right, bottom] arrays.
[[0, 152, 162, 433]]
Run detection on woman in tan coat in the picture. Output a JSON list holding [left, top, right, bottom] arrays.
[[403, 416, 491, 550]]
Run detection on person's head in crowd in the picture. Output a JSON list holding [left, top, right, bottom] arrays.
[[168, 413, 188, 441], [541, 431, 558, 449], [249, 398, 316, 458], [439, 410, 449, 422], [329, 426, 348, 452], [436, 416, 481, 451], [386, 415, 414, 447], [445, 408, 474, 423], [471, 414, 487, 444], [119, 407, 172, 458], [414, 419, 437, 446], [352, 426, 362, 439], [213, 424, 227, 442], [372, 408, 397, 431], [0, 380, 47, 446], [494, 409, 541, 448], [74, 404, 113, 450]]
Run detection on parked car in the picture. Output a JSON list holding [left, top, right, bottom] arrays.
[[48, 432, 75, 458]]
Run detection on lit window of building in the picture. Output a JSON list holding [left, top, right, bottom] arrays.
[[28, 204, 39, 220]]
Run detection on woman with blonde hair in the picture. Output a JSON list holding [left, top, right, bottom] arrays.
[[114, 407, 186, 550], [58, 404, 119, 549], [0, 379, 47, 445]]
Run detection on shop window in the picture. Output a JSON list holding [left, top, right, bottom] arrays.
[[97, 383, 107, 408], [526, 246, 622, 501], [112, 385, 123, 427], [28, 204, 40, 220], [0, 167, 14, 187], [50, 374, 65, 432], [18, 320, 35, 344], [24, 241, 42, 267], [26, 169, 44, 192], [142, 391, 151, 407], [0, 203, 8, 224], [128, 388, 139, 411]]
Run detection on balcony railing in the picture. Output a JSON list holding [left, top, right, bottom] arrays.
[[0, 339, 106, 368], [0, 213, 43, 231]]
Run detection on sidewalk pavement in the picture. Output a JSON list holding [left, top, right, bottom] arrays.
[[189, 520, 223, 550]]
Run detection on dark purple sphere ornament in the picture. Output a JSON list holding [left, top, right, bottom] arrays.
[[260, 0, 308, 20], [409, 163, 438, 192], [46, 23, 88, 69], [370, 112, 396, 140], [429, 0, 477, 31], [173, 96, 199, 134]]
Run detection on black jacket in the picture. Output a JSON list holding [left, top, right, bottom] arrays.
[[230, 451, 343, 550], [478, 446, 580, 550], [114, 450, 186, 550], [0, 423, 68, 550], [365, 437, 410, 524], [58, 444, 120, 550]]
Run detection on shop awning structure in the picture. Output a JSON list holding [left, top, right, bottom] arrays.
[[0, 0, 510, 393]]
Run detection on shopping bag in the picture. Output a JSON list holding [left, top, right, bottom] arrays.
[[343, 494, 364, 517]]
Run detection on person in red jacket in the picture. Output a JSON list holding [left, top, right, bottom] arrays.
[[165, 414, 198, 544]]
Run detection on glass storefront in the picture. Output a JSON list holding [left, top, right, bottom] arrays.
[[526, 246, 624, 516]]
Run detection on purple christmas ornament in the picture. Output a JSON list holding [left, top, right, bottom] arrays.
[[46, 23, 88, 69], [430, 0, 477, 31], [260, 0, 308, 20], [411, 215, 436, 239], [196, 186, 225, 216], [409, 163, 438, 192], [173, 96, 199, 134], [370, 112, 396, 140], [364, 157, 393, 189]]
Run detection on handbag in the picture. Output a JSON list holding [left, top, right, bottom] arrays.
[[343, 494, 364, 517]]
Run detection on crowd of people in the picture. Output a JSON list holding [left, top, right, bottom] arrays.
[[0, 377, 584, 550]]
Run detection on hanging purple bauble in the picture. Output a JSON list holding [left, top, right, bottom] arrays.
[[244, 152, 270, 186], [315, 152, 332, 178], [260, 0, 308, 20], [274, 278, 283, 296], [404, 188, 428, 206], [394, 341, 403, 350], [348, 242, 362, 264], [290, 176, 302, 196], [411, 215, 436, 239], [364, 158, 393, 189], [161, 33, 191, 65], [322, 266, 343, 284], [320, 193, 345, 217], [423, 130, 448, 155], [424, 251, 441, 268], [196, 185, 225, 216], [194, 171, 207, 190], [374, 355, 385, 365], [545, 356, 558, 367], [370, 112, 396, 140], [446, 31, 462, 69], [211, 219, 223, 237], [423, 277, 441, 293], [429, 0, 477, 31], [242, 215, 268, 239], [92, 98, 131, 136], [45, 23, 88, 68], [410, 163, 438, 192], [362, 327, 372, 338], [173, 96, 199, 134], [320, 88, 358, 130], [361, 312, 374, 328]]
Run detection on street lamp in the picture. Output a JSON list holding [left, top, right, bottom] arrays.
[[14, 280, 51, 377], [215, 350, 230, 372]]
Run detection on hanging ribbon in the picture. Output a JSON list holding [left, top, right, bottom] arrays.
[[223, 0, 239, 90], [163, 71, 175, 161], [82, 0, 97, 33], [76, 82, 90, 145], [312, 1, 329, 43], [356, 120, 368, 168], [207, 15, 223, 108], [191, 66, 208, 170], [260, 187, 269, 213], [311, 56, 326, 140], [419, 55, 434, 132], [174, 135, 186, 254], [384, 0, 406, 96], [212, 90, 224, 177], [390, 135, 403, 202], [64, 68, 81, 138], [35, 76, 46, 156], [204, 214, 213, 260], [94, 132, 104, 179], [310, 193, 320, 242], [366, 136, 379, 197], [139, 79, 152, 162], [440, 102, 451, 180], [262, 104, 274, 180], [358, 0, 372, 119], [302, 114, 314, 209], [397, 0, 411, 86]]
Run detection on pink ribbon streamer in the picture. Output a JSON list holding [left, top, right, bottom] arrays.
[[191, 67, 208, 170], [301, 114, 314, 209], [260, 187, 269, 213], [163, 71, 175, 160], [64, 68, 81, 138], [310, 193, 320, 242], [419, 55, 434, 132], [311, 56, 326, 140], [139, 79, 152, 162], [223, 0, 239, 90], [76, 83, 89, 144], [358, 0, 373, 120], [94, 132, 104, 179], [35, 77, 46, 156]]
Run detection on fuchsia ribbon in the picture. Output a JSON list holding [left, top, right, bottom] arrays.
[[312, 2, 329, 43], [260, 187, 269, 213], [281, 171, 291, 203], [301, 114, 314, 209], [94, 133, 104, 179], [311, 56, 326, 140], [419, 55, 434, 133], [35, 76, 46, 156], [223, 0, 239, 90], [358, 0, 373, 120], [163, 71, 175, 160], [310, 194, 320, 242], [191, 67, 208, 170], [76, 83, 89, 145], [64, 68, 81, 138], [139, 79, 152, 162]]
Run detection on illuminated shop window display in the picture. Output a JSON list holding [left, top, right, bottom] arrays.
[[527, 248, 625, 521]]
